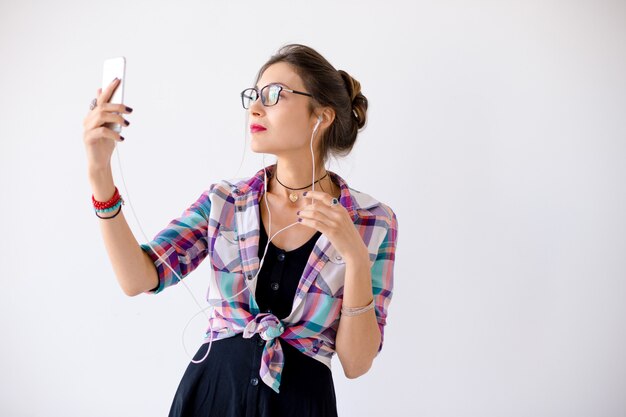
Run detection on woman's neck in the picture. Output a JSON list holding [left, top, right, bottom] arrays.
[[267, 163, 339, 204]]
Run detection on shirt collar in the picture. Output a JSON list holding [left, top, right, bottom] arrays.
[[231, 163, 361, 223]]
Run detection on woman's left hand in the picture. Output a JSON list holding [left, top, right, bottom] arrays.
[[297, 191, 368, 262]]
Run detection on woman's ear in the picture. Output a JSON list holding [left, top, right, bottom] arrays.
[[317, 107, 336, 127]]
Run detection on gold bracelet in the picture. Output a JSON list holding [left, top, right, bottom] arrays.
[[341, 298, 375, 317]]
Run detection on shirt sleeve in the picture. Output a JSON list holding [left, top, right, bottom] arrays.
[[139, 189, 212, 295], [371, 207, 398, 354]]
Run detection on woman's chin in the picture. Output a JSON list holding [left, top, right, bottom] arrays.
[[251, 136, 278, 153], [250, 140, 264, 153], [250, 142, 272, 154]]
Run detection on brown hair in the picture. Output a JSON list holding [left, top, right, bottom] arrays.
[[255, 44, 368, 164]]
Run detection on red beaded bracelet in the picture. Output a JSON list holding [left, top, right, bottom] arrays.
[[92, 186, 121, 209]]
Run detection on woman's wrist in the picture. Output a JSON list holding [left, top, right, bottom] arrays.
[[88, 166, 115, 201], [343, 246, 370, 266]]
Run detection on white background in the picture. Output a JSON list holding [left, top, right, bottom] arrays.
[[1, 0, 625, 416]]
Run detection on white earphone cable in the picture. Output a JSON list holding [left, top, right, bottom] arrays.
[[112, 115, 324, 363]]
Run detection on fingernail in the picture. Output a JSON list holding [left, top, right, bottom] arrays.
[[125, 106, 133, 113], [124, 119, 130, 126], [297, 218, 302, 222], [296, 210, 300, 215], [303, 192, 308, 196], [120, 136, 125, 141]]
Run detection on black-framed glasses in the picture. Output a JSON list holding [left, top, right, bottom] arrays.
[[240, 83, 313, 109]]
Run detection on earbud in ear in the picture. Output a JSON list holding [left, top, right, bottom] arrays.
[[314, 115, 323, 130]]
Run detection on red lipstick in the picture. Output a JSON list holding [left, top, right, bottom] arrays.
[[250, 124, 267, 133]]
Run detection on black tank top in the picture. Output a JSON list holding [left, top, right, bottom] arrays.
[[255, 221, 322, 318]]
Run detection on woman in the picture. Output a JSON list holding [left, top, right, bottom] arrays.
[[83, 44, 398, 417]]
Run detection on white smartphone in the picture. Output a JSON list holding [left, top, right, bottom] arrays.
[[101, 56, 126, 133]]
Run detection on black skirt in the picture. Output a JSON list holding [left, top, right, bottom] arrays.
[[167, 219, 337, 417]]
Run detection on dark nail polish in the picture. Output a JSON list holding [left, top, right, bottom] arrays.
[[296, 210, 300, 215], [120, 136, 125, 141], [297, 218, 302, 222], [125, 106, 133, 113], [303, 192, 307, 196], [124, 119, 130, 126]]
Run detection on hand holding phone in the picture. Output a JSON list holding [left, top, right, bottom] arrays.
[[82, 57, 132, 174], [101, 57, 126, 133]]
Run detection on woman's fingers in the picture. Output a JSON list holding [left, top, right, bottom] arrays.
[[97, 78, 120, 106], [83, 125, 124, 144], [84, 101, 132, 128], [85, 111, 129, 131], [99, 102, 133, 114]]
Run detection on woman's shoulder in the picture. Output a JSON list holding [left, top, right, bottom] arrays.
[[204, 176, 248, 198], [348, 186, 396, 225], [210, 171, 264, 196]]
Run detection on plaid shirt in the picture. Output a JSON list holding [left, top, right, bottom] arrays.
[[140, 164, 398, 393]]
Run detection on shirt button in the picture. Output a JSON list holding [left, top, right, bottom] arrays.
[[271, 282, 280, 291], [277, 253, 285, 261], [257, 337, 265, 346], [335, 255, 342, 261], [237, 206, 243, 211], [247, 274, 253, 280], [265, 308, 272, 313], [250, 377, 259, 386], [240, 236, 246, 241]]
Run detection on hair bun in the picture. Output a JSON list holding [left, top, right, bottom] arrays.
[[338, 69, 361, 103], [338, 69, 368, 129]]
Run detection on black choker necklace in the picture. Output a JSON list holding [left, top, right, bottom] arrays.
[[274, 165, 329, 203]]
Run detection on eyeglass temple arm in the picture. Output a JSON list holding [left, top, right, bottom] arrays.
[[282, 88, 313, 98]]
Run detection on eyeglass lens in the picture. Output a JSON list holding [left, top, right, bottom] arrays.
[[242, 85, 281, 109]]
